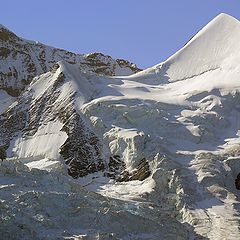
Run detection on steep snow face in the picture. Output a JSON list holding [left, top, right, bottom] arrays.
[[9, 120, 67, 160], [1, 13, 240, 240], [164, 13, 240, 82]]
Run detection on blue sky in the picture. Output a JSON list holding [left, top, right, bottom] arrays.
[[1, 1, 240, 68]]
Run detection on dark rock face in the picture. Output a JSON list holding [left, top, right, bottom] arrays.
[[106, 155, 126, 179], [0, 147, 6, 160], [84, 53, 141, 76], [119, 158, 151, 182], [59, 111, 105, 178], [106, 157, 151, 182], [128, 158, 151, 181], [0, 27, 19, 42], [0, 96, 28, 149], [235, 173, 240, 190]]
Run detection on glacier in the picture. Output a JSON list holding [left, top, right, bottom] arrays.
[[1, 13, 240, 239]]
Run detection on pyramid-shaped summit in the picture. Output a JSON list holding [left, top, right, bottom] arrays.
[[149, 13, 240, 83]]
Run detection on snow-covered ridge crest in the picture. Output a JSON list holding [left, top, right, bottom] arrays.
[[0, 25, 141, 97]]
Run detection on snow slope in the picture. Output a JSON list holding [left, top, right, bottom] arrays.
[[1, 13, 240, 239]]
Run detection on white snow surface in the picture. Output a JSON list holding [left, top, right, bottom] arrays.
[[9, 120, 67, 159], [1, 13, 240, 239]]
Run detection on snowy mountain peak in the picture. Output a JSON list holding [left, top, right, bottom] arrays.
[[142, 13, 240, 84], [1, 14, 240, 239], [186, 12, 240, 47], [214, 12, 239, 23]]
